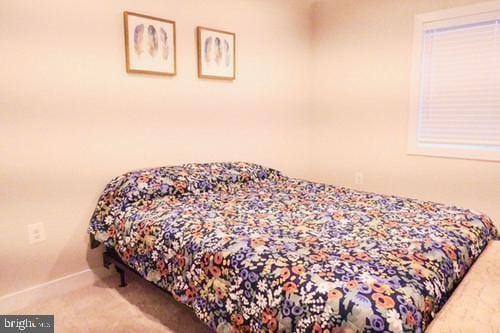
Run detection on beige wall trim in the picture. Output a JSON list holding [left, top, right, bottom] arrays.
[[0, 269, 107, 314]]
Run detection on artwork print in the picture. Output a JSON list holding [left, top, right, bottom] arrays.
[[124, 12, 176, 76], [197, 27, 235, 80]]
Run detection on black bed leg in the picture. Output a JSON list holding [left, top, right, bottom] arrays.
[[103, 252, 111, 269], [89, 234, 101, 249], [115, 266, 127, 287]]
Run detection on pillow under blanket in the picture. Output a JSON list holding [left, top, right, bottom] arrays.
[[88, 162, 284, 241], [119, 162, 284, 202]]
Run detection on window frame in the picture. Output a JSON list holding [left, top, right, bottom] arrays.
[[407, 0, 500, 162]]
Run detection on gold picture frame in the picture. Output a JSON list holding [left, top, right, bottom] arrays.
[[124, 11, 177, 76], [197, 27, 236, 80]]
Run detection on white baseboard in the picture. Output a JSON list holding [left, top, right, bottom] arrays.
[[0, 268, 109, 314]]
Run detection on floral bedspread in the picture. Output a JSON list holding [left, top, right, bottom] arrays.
[[89, 162, 497, 333]]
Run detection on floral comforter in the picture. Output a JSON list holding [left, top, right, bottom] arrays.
[[89, 162, 497, 333]]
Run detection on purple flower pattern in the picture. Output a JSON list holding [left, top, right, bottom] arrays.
[[89, 162, 497, 333]]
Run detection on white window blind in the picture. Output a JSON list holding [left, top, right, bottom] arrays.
[[418, 17, 500, 151]]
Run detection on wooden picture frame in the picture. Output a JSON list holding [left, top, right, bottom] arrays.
[[124, 11, 177, 76], [197, 27, 236, 80]]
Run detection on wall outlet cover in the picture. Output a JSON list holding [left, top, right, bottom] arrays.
[[355, 172, 364, 185], [27, 223, 46, 244]]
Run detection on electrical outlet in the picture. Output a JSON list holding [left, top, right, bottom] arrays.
[[354, 172, 364, 185], [27, 223, 46, 244]]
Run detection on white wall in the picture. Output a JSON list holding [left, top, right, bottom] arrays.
[[310, 0, 500, 229], [0, 0, 313, 296]]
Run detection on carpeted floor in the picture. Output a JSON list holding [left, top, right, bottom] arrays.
[[10, 274, 210, 333], [10, 241, 500, 333]]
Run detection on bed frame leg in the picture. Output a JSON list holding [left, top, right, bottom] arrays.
[[102, 248, 127, 288], [89, 234, 101, 249], [115, 266, 127, 287], [103, 252, 112, 269]]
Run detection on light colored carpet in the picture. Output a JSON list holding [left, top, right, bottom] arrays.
[[11, 241, 500, 333], [10, 274, 210, 333]]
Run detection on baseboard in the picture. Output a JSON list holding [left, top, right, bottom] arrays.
[[0, 268, 109, 314]]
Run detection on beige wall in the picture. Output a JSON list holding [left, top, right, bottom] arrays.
[[310, 0, 500, 229], [0, 0, 313, 296], [2, 0, 499, 299]]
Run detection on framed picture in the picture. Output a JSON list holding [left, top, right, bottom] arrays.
[[123, 11, 176, 76], [197, 27, 236, 80]]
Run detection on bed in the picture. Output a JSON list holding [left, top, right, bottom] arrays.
[[89, 162, 497, 333]]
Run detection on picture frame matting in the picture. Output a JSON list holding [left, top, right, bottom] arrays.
[[197, 26, 236, 80], [124, 11, 177, 76]]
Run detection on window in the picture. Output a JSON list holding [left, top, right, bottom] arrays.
[[408, 1, 500, 161]]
